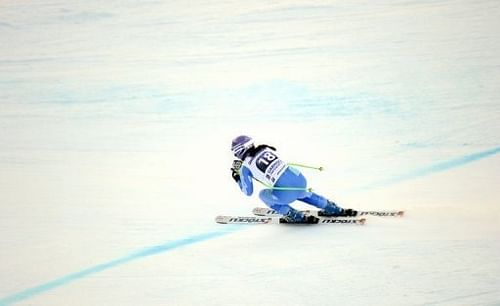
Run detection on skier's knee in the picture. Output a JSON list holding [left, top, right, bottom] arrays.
[[259, 189, 280, 206]]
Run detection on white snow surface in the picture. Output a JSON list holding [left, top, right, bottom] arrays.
[[1, 1, 500, 305]]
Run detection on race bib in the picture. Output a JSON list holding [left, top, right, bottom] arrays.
[[246, 149, 288, 185]]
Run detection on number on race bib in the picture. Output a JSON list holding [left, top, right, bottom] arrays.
[[256, 151, 278, 173]]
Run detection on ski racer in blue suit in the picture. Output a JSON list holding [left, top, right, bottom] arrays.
[[230, 135, 358, 223]]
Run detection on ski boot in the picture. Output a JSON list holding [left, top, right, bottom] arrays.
[[318, 200, 358, 217], [280, 208, 319, 224], [339, 208, 358, 217]]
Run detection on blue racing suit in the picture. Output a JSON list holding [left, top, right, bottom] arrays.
[[234, 145, 342, 215]]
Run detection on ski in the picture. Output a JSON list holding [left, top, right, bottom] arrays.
[[215, 215, 366, 225], [252, 207, 404, 218]]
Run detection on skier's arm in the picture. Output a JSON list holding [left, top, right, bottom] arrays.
[[238, 166, 253, 196], [230, 160, 253, 196]]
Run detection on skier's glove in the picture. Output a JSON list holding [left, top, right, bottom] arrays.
[[232, 160, 242, 171], [231, 168, 241, 183], [231, 160, 242, 183]]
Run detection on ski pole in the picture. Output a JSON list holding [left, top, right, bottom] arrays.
[[288, 162, 324, 171], [252, 176, 313, 192]]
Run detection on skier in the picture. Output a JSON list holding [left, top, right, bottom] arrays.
[[230, 135, 358, 223]]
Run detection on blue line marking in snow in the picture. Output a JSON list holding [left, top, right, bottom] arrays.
[[1, 146, 499, 305], [354, 146, 500, 191], [0, 227, 241, 306]]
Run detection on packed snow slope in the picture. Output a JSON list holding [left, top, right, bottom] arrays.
[[1, 1, 499, 305]]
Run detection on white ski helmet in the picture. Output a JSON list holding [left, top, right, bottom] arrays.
[[231, 135, 254, 159]]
